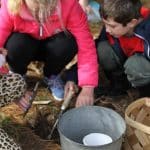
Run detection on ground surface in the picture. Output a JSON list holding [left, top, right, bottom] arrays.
[[0, 0, 150, 149]]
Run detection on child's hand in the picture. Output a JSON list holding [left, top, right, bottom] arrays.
[[0, 54, 6, 67], [75, 87, 94, 107], [0, 48, 7, 66], [0, 48, 7, 56], [0, 48, 9, 74], [64, 81, 78, 99]]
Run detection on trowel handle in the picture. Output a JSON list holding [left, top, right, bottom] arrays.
[[65, 55, 77, 70], [61, 89, 75, 111]]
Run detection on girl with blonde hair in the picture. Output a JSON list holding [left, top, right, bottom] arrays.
[[0, 0, 98, 107]]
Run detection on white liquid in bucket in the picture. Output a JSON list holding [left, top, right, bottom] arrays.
[[83, 133, 113, 146]]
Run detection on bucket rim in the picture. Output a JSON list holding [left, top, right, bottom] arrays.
[[57, 106, 126, 147]]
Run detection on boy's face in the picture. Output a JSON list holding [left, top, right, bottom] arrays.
[[103, 17, 136, 38]]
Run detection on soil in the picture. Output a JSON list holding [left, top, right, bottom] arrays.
[[0, 1, 150, 149], [0, 63, 141, 150]]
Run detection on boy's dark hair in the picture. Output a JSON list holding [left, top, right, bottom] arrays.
[[100, 0, 142, 26]]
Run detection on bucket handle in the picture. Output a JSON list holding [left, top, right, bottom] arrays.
[[125, 97, 150, 135]]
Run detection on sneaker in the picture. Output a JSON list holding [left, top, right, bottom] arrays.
[[44, 75, 64, 101]]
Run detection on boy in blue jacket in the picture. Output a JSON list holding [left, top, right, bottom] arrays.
[[96, 0, 150, 96]]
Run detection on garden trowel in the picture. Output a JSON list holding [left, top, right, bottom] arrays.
[[47, 85, 78, 140]]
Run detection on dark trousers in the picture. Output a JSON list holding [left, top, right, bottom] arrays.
[[5, 32, 78, 77]]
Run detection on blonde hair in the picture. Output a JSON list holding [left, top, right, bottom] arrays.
[[8, 0, 23, 14], [7, 0, 58, 22]]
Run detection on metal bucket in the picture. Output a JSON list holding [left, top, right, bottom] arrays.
[[57, 106, 126, 150]]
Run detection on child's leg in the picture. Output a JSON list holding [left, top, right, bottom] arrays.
[[124, 54, 150, 96], [41, 31, 78, 100], [97, 41, 130, 95], [97, 41, 122, 72], [42, 31, 78, 77], [5, 33, 39, 75]]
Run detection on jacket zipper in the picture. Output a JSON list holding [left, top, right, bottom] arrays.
[[39, 24, 43, 38], [134, 32, 150, 59]]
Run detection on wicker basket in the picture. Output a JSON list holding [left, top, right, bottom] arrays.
[[124, 97, 150, 150]]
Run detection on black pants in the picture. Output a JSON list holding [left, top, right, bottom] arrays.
[[5, 32, 78, 77]]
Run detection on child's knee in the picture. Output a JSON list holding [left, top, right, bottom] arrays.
[[97, 41, 111, 59], [124, 54, 150, 87], [97, 41, 121, 71]]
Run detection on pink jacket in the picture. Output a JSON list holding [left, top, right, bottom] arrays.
[[0, 0, 98, 87]]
